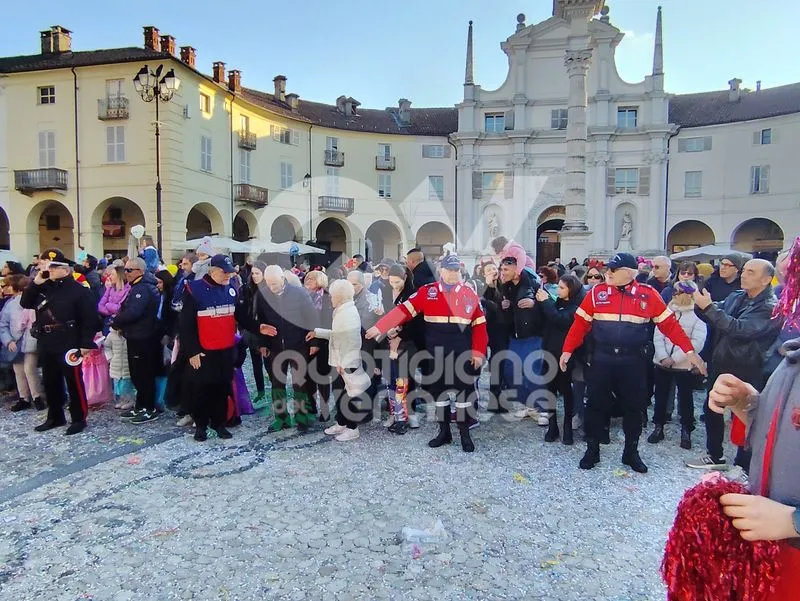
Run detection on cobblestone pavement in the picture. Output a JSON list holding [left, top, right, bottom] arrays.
[[0, 369, 729, 601]]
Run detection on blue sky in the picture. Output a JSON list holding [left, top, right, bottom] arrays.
[[2, 0, 796, 109]]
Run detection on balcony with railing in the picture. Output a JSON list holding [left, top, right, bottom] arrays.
[[238, 130, 257, 150], [234, 183, 269, 207], [97, 96, 130, 120], [14, 168, 68, 196], [319, 195, 354, 215], [375, 156, 396, 170], [324, 149, 345, 167]]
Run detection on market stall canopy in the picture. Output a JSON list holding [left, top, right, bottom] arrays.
[[670, 244, 753, 263]]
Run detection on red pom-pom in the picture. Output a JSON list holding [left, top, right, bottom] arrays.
[[662, 477, 781, 601]]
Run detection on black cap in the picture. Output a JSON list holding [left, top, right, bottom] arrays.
[[209, 254, 235, 273], [41, 248, 69, 266], [607, 252, 638, 270]]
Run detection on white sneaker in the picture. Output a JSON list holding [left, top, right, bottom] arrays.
[[176, 415, 194, 427], [514, 407, 541, 420], [408, 413, 421, 429], [324, 424, 347, 436], [537, 414, 551, 426], [115, 400, 134, 410], [335, 427, 360, 442], [382, 415, 396, 428]]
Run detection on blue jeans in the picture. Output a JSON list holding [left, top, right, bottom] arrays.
[[503, 336, 545, 410]]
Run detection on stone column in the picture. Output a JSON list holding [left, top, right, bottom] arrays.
[[562, 48, 592, 232]]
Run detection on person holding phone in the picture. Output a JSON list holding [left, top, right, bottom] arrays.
[[20, 249, 101, 435]]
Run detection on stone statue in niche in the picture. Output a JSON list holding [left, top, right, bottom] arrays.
[[487, 211, 501, 239], [616, 211, 633, 251]]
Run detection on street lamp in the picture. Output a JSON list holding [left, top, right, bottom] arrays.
[[133, 64, 181, 253], [303, 172, 313, 242]]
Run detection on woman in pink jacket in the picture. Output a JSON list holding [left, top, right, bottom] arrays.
[[491, 236, 536, 278], [98, 264, 134, 410]]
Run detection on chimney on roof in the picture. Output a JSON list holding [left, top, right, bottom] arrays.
[[160, 35, 176, 55], [212, 62, 226, 84], [756, 80, 762, 92], [398, 98, 412, 126], [728, 77, 742, 102], [143, 26, 160, 51], [41, 25, 72, 55], [273, 75, 287, 102], [179, 46, 196, 68], [286, 93, 300, 111], [228, 70, 241, 94]]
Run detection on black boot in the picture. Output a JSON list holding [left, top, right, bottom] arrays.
[[600, 428, 611, 445], [457, 423, 474, 453], [10, 398, 31, 412], [622, 440, 648, 473], [65, 421, 86, 435], [33, 397, 46, 411], [544, 415, 559, 443], [579, 440, 600, 469], [647, 424, 665, 444], [194, 426, 208, 441], [562, 415, 573, 446], [680, 426, 692, 450], [428, 422, 453, 448], [213, 425, 233, 439], [34, 418, 66, 432]]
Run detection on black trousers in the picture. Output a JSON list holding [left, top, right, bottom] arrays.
[[41, 349, 88, 425], [127, 336, 160, 412], [653, 367, 695, 429], [305, 344, 332, 416], [703, 370, 726, 460], [586, 354, 648, 443], [249, 346, 265, 393], [193, 380, 229, 429], [330, 373, 367, 430], [550, 365, 575, 421], [427, 355, 480, 424]]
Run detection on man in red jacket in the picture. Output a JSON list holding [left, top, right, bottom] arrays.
[[367, 254, 488, 452], [560, 252, 706, 473]]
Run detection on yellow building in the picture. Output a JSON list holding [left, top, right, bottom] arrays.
[[0, 25, 457, 265]]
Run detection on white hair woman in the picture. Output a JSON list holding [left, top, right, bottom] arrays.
[[306, 279, 368, 441]]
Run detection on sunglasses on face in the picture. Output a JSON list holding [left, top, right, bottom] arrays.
[[587, 274, 603, 280], [124, 268, 141, 273]]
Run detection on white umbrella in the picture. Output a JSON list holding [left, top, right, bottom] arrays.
[[237, 239, 281, 254], [670, 244, 752, 263], [273, 241, 325, 255], [184, 235, 250, 253]]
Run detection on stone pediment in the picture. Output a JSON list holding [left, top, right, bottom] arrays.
[[503, 16, 569, 51]]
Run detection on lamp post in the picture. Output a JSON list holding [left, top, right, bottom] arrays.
[[133, 64, 180, 253], [303, 172, 313, 242]]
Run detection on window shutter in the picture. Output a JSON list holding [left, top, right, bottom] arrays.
[[422, 145, 431, 158], [472, 171, 483, 199], [606, 168, 616, 196], [292, 130, 300, 146], [771, 130, 779, 144], [750, 166, 757, 193], [504, 170, 514, 199], [761, 166, 770, 193], [504, 110, 515, 131], [443, 145, 452, 158], [271, 125, 279, 141], [677, 139, 688, 152], [704, 136, 713, 151], [753, 131, 760, 145], [638, 166, 651, 196]]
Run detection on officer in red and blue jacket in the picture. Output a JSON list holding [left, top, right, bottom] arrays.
[[560, 252, 706, 473], [179, 254, 249, 442], [367, 254, 488, 453]]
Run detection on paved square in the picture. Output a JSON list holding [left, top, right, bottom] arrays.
[[0, 381, 718, 601]]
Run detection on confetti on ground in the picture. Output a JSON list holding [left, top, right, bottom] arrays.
[[513, 472, 531, 485], [150, 527, 179, 538], [612, 468, 631, 478], [126, 456, 141, 465], [116, 436, 145, 445]]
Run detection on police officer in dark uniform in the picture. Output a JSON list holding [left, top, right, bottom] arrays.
[[560, 252, 706, 473], [21, 249, 101, 435]]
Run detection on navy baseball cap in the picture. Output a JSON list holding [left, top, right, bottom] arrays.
[[607, 252, 638, 270], [440, 254, 461, 271], [209, 254, 236, 273]]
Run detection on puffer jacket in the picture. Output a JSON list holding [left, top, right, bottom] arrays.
[[539, 289, 586, 359], [103, 328, 131, 379], [98, 284, 131, 317], [0, 295, 37, 354], [696, 285, 783, 384], [653, 302, 707, 370], [313, 300, 362, 369], [111, 271, 161, 340], [500, 269, 544, 339]]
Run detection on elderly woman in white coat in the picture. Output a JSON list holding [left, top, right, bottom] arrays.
[[306, 279, 369, 441], [647, 279, 707, 449]]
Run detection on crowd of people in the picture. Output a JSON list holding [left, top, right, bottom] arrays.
[[1, 231, 798, 594]]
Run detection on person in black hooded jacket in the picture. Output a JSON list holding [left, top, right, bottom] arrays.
[[482, 261, 511, 412], [537, 274, 585, 444], [78, 254, 103, 302]]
